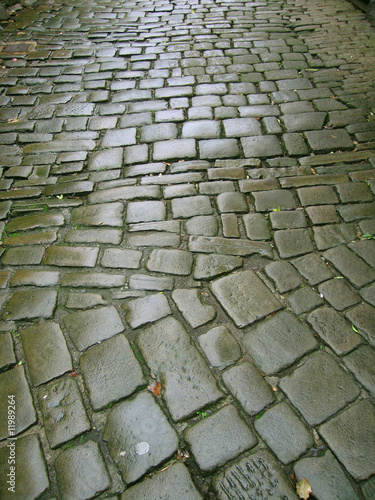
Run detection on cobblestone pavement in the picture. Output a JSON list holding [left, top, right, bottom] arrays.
[[0, 0, 375, 498]]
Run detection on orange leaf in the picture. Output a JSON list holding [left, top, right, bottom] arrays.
[[147, 381, 161, 396]]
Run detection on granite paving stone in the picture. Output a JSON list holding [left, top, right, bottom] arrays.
[[280, 351, 361, 426], [319, 400, 375, 481], [294, 450, 360, 500], [254, 402, 314, 464], [1, 0, 375, 494], [243, 311, 317, 375], [343, 345, 375, 396], [197, 325, 241, 370], [38, 377, 90, 449], [44, 246, 99, 267], [184, 405, 257, 472], [124, 293, 172, 329], [0, 367, 36, 439], [346, 303, 375, 347], [137, 317, 222, 421], [121, 463, 203, 500], [63, 305, 124, 351], [0, 434, 49, 500], [211, 270, 281, 328], [0, 332, 15, 371], [54, 441, 110, 500], [323, 245, 375, 288], [21, 322, 72, 386], [103, 392, 179, 483], [222, 361, 275, 416], [172, 288, 216, 328], [80, 334, 145, 410], [2, 290, 57, 321]]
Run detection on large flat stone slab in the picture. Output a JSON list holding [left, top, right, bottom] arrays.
[[146, 249, 193, 275], [21, 321, 72, 386], [280, 352, 360, 425], [243, 311, 318, 374], [2, 290, 57, 321], [63, 306, 124, 351], [0, 367, 36, 439], [319, 400, 375, 481], [121, 463, 202, 500], [210, 270, 282, 328], [38, 377, 90, 448], [55, 441, 110, 499], [103, 392, 179, 483], [213, 449, 298, 499], [0, 434, 49, 500], [194, 254, 243, 280], [189, 235, 273, 258], [136, 317, 223, 421], [80, 334, 145, 410], [184, 405, 257, 471]]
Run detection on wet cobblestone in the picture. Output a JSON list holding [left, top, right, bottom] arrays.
[[0, 0, 375, 497]]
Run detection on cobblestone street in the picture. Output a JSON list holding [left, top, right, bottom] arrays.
[[0, 0, 375, 498]]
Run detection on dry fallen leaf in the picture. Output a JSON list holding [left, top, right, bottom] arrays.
[[147, 381, 161, 396], [296, 477, 312, 500]]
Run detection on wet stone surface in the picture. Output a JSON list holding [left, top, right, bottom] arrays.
[[0, 0, 374, 496]]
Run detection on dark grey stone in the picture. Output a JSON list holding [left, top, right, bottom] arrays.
[[274, 228, 314, 258], [172, 195, 213, 218], [182, 120, 221, 139], [307, 205, 340, 225], [172, 288, 216, 328], [88, 185, 161, 204], [323, 246, 375, 288], [55, 441, 110, 500], [103, 392, 179, 483], [184, 405, 257, 471], [0, 332, 15, 371], [298, 185, 339, 206], [198, 326, 241, 369], [213, 449, 298, 499], [241, 135, 282, 158], [319, 400, 375, 481], [307, 307, 362, 356], [136, 317, 223, 421], [216, 192, 248, 213], [344, 345, 375, 396], [38, 378, 90, 449], [2, 290, 57, 321], [280, 352, 360, 425], [189, 235, 273, 258], [64, 228, 122, 244], [0, 434, 49, 500], [270, 210, 307, 229], [346, 303, 375, 347], [211, 270, 281, 328], [305, 129, 354, 153], [185, 216, 219, 236], [265, 260, 304, 293], [254, 402, 314, 464], [222, 361, 275, 416], [199, 139, 240, 159], [140, 123, 178, 142], [243, 311, 317, 375], [146, 249, 193, 275], [21, 322, 72, 386], [101, 248, 142, 269], [281, 112, 326, 132], [124, 293, 172, 329], [286, 286, 325, 315], [223, 118, 262, 137], [44, 246, 99, 267], [294, 450, 360, 500], [0, 367, 36, 439], [126, 200, 166, 223], [252, 189, 296, 211], [121, 463, 202, 500], [63, 306, 124, 351], [243, 213, 271, 240], [292, 253, 334, 286], [2, 246, 45, 266], [194, 254, 243, 280], [88, 148, 123, 171], [80, 334, 145, 410], [71, 202, 123, 227], [318, 278, 361, 311]]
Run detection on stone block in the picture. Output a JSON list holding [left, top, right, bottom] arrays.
[[198, 326, 241, 369]]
